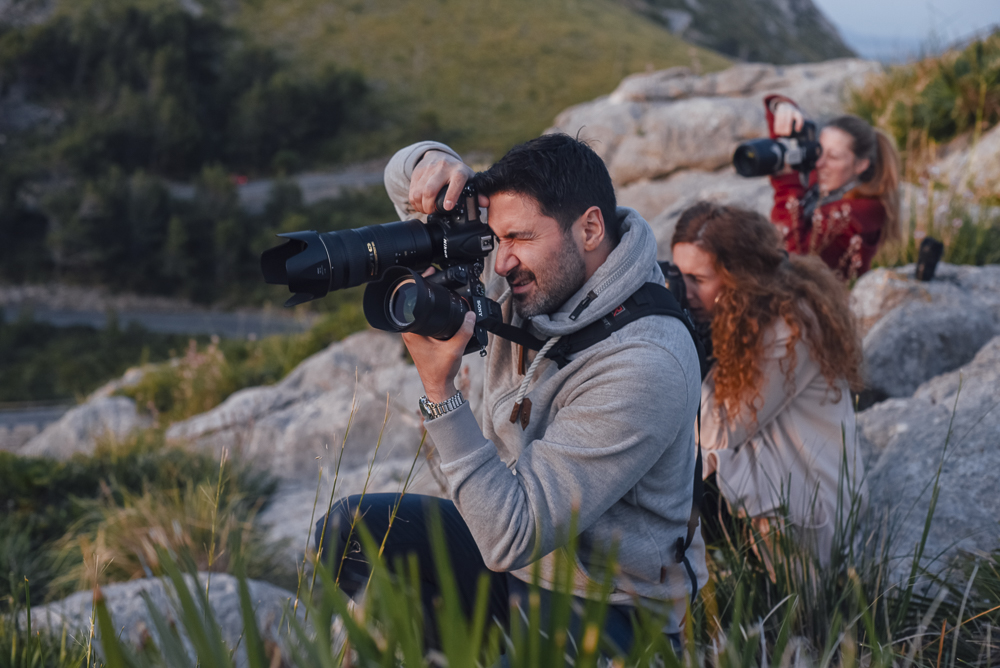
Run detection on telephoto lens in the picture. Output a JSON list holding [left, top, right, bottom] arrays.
[[364, 267, 471, 339], [260, 221, 437, 306], [733, 139, 785, 177]]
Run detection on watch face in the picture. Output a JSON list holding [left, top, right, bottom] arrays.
[[419, 398, 433, 419]]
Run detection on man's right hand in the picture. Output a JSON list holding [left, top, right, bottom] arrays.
[[409, 150, 489, 214]]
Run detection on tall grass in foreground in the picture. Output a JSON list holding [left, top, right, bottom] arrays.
[[4, 396, 1000, 666]]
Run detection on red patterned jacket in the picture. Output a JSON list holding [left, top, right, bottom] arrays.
[[765, 95, 886, 280]]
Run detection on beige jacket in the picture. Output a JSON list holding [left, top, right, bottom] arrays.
[[700, 318, 867, 565]]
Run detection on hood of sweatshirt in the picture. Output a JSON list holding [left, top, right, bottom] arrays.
[[526, 206, 665, 338]]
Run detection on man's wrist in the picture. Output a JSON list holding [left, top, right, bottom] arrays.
[[425, 382, 458, 404]]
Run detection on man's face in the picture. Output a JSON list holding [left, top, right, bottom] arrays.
[[488, 191, 587, 319]]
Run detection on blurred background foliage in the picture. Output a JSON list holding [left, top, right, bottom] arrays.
[[0, 0, 404, 304], [0, 432, 279, 612], [849, 30, 1000, 177]]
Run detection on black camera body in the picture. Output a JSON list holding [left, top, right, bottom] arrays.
[[261, 183, 501, 355], [733, 120, 820, 180]]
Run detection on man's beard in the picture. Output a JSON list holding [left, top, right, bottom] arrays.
[[507, 240, 587, 319]]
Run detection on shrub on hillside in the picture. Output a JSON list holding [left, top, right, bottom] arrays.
[[0, 431, 276, 610], [849, 30, 1000, 174], [0, 0, 372, 177], [119, 305, 368, 424], [0, 312, 202, 402]]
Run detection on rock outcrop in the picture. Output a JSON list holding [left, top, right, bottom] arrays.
[[850, 263, 1000, 403], [858, 336, 1000, 575], [932, 122, 1000, 201], [25, 574, 300, 668], [166, 329, 483, 484], [19, 396, 152, 458], [548, 59, 880, 259]]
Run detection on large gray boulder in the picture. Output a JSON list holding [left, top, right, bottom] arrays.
[[861, 298, 996, 402], [859, 336, 1000, 577], [550, 59, 880, 187], [166, 329, 484, 483], [851, 263, 1000, 337], [25, 574, 299, 668], [19, 396, 152, 458], [850, 264, 1000, 403]]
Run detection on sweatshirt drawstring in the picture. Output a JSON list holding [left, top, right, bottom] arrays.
[[509, 335, 560, 431]]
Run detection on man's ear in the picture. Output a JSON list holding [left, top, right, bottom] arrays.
[[579, 206, 605, 252]]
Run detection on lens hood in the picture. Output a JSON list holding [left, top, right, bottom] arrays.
[[260, 231, 333, 307]]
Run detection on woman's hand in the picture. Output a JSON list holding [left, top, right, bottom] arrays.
[[773, 102, 805, 137], [410, 150, 488, 215]]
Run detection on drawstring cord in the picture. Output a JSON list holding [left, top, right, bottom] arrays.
[[513, 335, 560, 408]]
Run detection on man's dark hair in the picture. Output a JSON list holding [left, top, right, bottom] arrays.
[[475, 133, 620, 244]]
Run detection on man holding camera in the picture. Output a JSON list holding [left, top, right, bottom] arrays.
[[316, 134, 705, 654]]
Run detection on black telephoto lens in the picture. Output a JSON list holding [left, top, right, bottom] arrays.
[[733, 139, 785, 177], [364, 268, 470, 339], [260, 220, 437, 307]]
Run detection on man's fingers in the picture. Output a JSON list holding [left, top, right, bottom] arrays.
[[443, 176, 467, 212]]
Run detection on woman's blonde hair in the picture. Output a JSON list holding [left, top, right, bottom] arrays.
[[672, 202, 863, 422], [826, 115, 902, 245]]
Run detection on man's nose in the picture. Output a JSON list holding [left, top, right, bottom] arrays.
[[494, 243, 518, 277]]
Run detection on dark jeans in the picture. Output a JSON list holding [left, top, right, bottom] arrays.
[[314, 493, 674, 656]]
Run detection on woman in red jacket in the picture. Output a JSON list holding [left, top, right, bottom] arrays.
[[766, 95, 901, 280]]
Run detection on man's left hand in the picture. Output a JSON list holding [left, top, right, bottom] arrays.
[[402, 311, 476, 403]]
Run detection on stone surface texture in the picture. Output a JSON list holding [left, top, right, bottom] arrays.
[[932, 122, 1000, 200], [850, 264, 1000, 400], [546, 59, 880, 260], [550, 59, 879, 186], [166, 329, 484, 483], [19, 396, 152, 458], [858, 336, 1000, 575], [25, 574, 300, 668]]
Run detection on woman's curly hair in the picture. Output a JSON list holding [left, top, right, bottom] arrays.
[[672, 202, 863, 423]]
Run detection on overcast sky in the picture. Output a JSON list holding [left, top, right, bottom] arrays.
[[810, 0, 1000, 61]]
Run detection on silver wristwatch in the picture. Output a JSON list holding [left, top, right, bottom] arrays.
[[419, 391, 465, 420]]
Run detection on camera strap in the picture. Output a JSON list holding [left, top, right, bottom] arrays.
[[482, 320, 547, 352]]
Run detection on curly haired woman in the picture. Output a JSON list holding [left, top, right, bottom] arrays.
[[766, 95, 901, 280], [672, 202, 868, 568]]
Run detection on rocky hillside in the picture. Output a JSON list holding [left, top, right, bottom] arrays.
[[623, 0, 854, 64], [547, 58, 880, 258]]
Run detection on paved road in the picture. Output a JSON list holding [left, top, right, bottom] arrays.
[[2, 306, 316, 339], [0, 403, 71, 430], [167, 163, 387, 215]]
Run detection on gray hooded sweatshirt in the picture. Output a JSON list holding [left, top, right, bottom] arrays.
[[384, 142, 707, 625]]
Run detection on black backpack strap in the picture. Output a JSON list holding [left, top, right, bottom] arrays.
[[544, 283, 696, 369], [676, 409, 703, 605]]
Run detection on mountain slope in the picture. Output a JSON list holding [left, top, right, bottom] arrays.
[[236, 0, 730, 155], [623, 0, 853, 64]]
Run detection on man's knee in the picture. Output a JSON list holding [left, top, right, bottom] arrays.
[[314, 494, 363, 557]]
